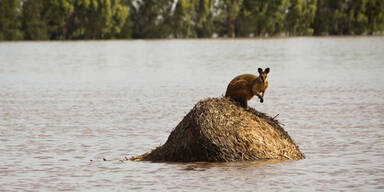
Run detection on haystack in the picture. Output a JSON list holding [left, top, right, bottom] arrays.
[[131, 97, 304, 162]]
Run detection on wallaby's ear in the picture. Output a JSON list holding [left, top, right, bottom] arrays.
[[264, 68, 270, 74], [258, 68, 263, 74]]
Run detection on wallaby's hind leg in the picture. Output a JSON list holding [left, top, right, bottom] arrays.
[[239, 96, 248, 108]]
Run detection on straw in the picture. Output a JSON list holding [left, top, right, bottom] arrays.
[[131, 97, 304, 162]]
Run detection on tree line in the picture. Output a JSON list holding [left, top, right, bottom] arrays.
[[0, 0, 383, 40]]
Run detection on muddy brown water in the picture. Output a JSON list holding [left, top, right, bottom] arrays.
[[1, 37, 383, 191]]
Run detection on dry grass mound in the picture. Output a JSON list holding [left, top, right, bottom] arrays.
[[131, 97, 304, 162]]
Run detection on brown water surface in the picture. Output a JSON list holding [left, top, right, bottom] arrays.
[[0, 38, 383, 191]]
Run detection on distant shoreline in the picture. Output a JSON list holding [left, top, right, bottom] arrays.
[[1, 34, 383, 42], [2, 1, 383, 41]]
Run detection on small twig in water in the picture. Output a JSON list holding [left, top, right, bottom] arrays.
[[272, 114, 279, 120]]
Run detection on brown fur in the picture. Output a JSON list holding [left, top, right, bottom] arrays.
[[225, 68, 270, 108]]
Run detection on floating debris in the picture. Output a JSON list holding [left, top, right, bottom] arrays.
[[131, 97, 304, 162]]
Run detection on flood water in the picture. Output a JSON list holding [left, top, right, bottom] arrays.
[[1, 37, 383, 191]]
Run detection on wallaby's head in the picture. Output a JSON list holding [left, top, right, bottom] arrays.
[[258, 68, 270, 83]]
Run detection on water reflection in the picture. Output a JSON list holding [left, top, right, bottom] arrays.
[[181, 160, 286, 171]]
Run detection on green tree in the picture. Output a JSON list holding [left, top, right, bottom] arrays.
[[118, 0, 132, 38], [21, 0, 49, 40], [313, 0, 377, 35], [263, 0, 290, 36], [173, 0, 194, 38], [313, 0, 346, 35], [0, 0, 23, 40], [286, 0, 317, 36], [313, 0, 329, 35], [346, 0, 368, 35], [237, 0, 290, 36], [40, 0, 74, 39], [131, 0, 174, 38], [68, 0, 129, 39], [194, 0, 215, 37], [103, 0, 129, 38], [235, 0, 255, 37], [365, 0, 384, 34], [212, 0, 227, 36], [3, 0, 384, 40], [329, 0, 348, 35], [224, 0, 243, 37], [172, 0, 215, 38], [119, 9, 132, 38]]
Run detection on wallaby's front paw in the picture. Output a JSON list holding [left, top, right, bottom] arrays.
[[260, 98, 264, 103]]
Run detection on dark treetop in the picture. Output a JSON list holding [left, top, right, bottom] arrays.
[[1, 0, 383, 40]]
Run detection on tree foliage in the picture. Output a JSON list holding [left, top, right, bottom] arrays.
[[314, 0, 384, 35], [173, 0, 215, 38], [0, 0, 23, 40], [286, 0, 317, 35], [21, 0, 48, 40], [0, 0, 383, 40]]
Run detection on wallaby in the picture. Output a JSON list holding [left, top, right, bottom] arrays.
[[225, 68, 270, 108]]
